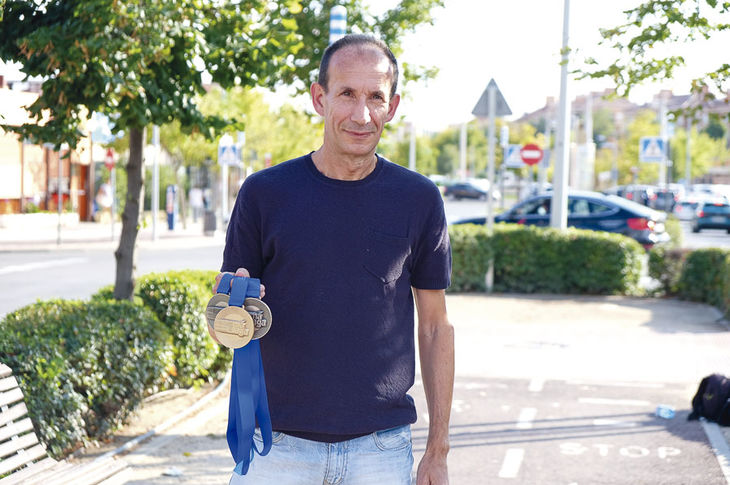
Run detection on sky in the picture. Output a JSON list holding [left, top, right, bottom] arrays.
[[383, 0, 729, 132], [2, 0, 727, 134]]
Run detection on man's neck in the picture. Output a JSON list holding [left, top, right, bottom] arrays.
[[311, 148, 377, 181]]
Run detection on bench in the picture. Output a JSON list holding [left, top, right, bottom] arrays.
[[0, 363, 128, 485]]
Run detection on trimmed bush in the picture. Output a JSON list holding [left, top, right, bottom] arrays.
[[663, 215, 683, 249], [0, 299, 172, 457], [449, 223, 644, 295], [677, 248, 730, 313], [648, 245, 689, 295], [136, 271, 222, 387], [159, 270, 232, 379], [92, 270, 231, 385], [449, 223, 493, 292]]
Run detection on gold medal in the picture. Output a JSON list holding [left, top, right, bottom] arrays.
[[244, 297, 273, 339], [206, 293, 230, 330], [214, 306, 254, 349]]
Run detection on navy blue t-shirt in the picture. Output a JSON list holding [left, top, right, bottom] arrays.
[[221, 153, 451, 442]]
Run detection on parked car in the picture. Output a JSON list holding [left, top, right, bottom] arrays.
[[622, 184, 656, 207], [673, 200, 701, 221], [674, 193, 727, 220], [691, 200, 730, 233], [452, 190, 670, 248], [443, 180, 500, 200], [652, 186, 683, 212]]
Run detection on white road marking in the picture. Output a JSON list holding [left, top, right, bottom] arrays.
[[0, 257, 87, 275], [578, 397, 650, 407], [498, 448, 525, 478], [516, 408, 537, 429], [701, 420, 730, 484], [567, 380, 664, 389], [592, 419, 638, 427], [528, 378, 545, 392]]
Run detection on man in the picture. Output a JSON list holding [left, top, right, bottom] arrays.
[[215, 34, 454, 485]]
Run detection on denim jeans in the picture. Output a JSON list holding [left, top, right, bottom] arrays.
[[229, 425, 414, 485]]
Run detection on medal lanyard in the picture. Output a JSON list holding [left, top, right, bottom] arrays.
[[223, 276, 273, 475]]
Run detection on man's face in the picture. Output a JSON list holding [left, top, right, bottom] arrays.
[[311, 45, 400, 160]]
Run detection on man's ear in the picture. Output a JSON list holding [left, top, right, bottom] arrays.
[[311, 82, 326, 117], [385, 93, 400, 123]]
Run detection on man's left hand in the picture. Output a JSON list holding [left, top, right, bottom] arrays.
[[416, 451, 449, 485]]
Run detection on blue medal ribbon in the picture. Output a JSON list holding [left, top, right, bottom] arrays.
[[225, 276, 273, 475], [217, 273, 234, 295]]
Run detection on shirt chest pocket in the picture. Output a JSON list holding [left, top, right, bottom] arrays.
[[363, 230, 411, 284]]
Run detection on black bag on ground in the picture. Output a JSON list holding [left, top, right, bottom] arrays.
[[687, 373, 730, 425]]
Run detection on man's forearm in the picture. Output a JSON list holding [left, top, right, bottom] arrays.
[[419, 322, 455, 455]]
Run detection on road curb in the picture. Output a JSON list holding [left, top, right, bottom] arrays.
[[701, 420, 730, 485]]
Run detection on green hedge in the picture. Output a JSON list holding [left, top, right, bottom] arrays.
[[0, 269, 229, 458], [449, 224, 644, 295], [136, 271, 223, 387], [92, 270, 231, 387], [676, 248, 730, 314], [449, 223, 493, 292], [0, 299, 172, 457], [648, 245, 690, 295]]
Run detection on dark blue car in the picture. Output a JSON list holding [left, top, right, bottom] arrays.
[[452, 190, 670, 248]]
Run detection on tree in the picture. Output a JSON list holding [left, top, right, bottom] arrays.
[[0, 0, 442, 300], [583, 0, 730, 105]]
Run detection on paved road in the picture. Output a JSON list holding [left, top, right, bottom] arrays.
[[0, 227, 226, 317]]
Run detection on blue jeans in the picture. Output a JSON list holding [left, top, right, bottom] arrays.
[[229, 425, 414, 485]]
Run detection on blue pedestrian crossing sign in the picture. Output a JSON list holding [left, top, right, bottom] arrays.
[[504, 144, 524, 169], [218, 140, 241, 166], [639, 137, 666, 163]]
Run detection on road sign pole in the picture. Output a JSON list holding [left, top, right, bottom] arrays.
[[551, 0, 571, 230], [540, 121, 552, 191], [409, 122, 416, 171], [152, 125, 160, 241], [685, 119, 692, 189], [659, 97, 668, 186], [487, 84, 496, 234], [110, 166, 116, 241], [57, 148, 62, 246], [500, 125, 509, 210], [459, 123, 467, 180]]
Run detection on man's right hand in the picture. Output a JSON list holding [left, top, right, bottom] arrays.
[[213, 268, 266, 297], [209, 268, 266, 345]]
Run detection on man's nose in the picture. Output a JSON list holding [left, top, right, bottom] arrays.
[[350, 97, 370, 124]]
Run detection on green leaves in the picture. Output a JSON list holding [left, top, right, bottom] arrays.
[[581, 0, 730, 102]]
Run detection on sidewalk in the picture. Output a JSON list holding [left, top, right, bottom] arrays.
[[73, 293, 730, 484], [0, 218, 226, 252]]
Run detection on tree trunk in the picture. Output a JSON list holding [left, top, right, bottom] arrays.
[[113, 127, 145, 300]]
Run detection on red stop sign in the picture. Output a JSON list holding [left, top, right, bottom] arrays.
[[104, 148, 115, 170], [520, 144, 543, 166]]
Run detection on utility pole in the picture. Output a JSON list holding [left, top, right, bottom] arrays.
[[551, 0, 571, 230]]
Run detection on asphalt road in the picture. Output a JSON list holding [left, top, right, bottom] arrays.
[[0, 243, 225, 317]]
